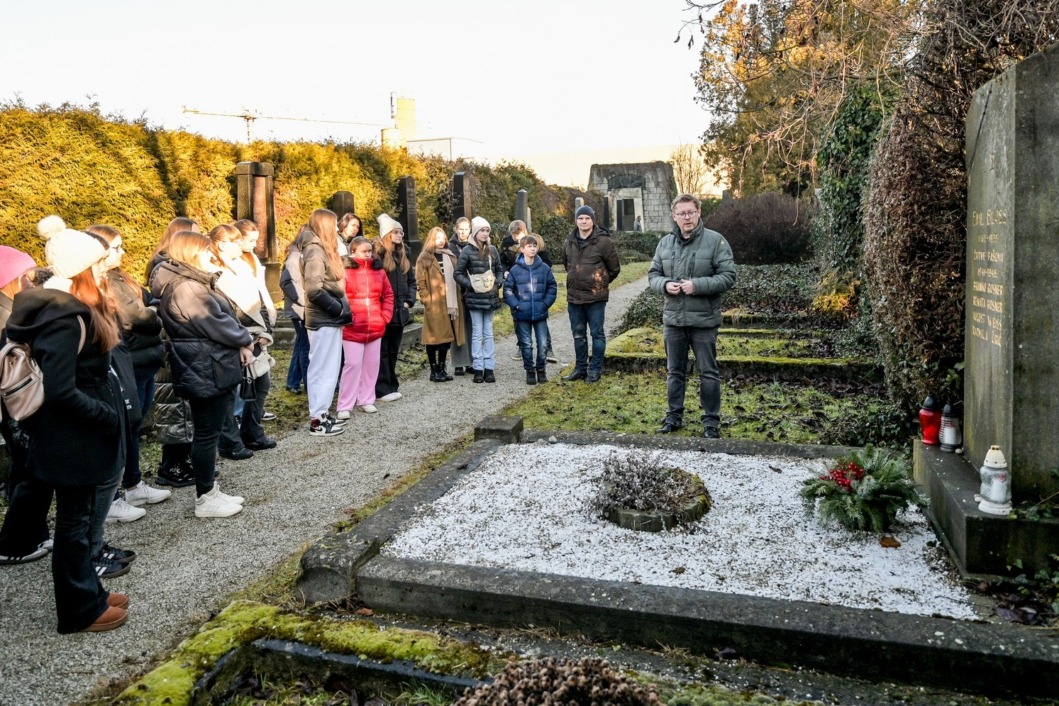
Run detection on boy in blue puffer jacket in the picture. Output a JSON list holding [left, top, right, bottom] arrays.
[[503, 235, 558, 385]]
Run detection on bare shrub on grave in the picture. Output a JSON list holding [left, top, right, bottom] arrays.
[[588, 451, 709, 518], [455, 656, 663, 706]]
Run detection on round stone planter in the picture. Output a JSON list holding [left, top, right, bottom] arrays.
[[606, 494, 712, 532]]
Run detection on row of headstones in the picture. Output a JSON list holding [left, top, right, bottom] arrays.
[[236, 165, 544, 269]]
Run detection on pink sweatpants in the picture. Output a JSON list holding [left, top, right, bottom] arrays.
[[337, 339, 381, 412]]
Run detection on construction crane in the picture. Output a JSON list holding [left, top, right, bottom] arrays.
[[181, 106, 388, 142]]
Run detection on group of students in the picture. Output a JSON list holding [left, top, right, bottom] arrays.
[[278, 212, 562, 439], [0, 202, 606, 635], [0, 214, 275, 633]]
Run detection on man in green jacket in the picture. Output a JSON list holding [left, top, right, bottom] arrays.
[[647, 194, 736, 438]]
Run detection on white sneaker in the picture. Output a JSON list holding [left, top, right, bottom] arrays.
[[124, 481, 172, 507], [336, 410, 351, 420], [195, 486, 243, 518], [212, 482, 244, 505], [106, 498, 147, 524], [358, 404, 378, 413], [378, 392, 402, 402]]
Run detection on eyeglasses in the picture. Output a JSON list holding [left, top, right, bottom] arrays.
[[109, 243, 124, 252], [673, 211, 698, 219]]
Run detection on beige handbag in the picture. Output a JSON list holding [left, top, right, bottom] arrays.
[[469, 256, 496, 294]]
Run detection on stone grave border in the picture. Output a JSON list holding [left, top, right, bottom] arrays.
[[297, 418, 1059, 698]]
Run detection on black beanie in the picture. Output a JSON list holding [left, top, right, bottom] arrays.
[[575, 205, 595, 222]]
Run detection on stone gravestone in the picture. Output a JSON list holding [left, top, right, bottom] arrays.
[[452, 172, 472, 221], [515, 189, 531, 232], [964, 41, 1059, 501], [916, 42, 1059, 576], [234, 161, 280, 297], [396, 176, 421, 263], [329, 191, 356, 220]]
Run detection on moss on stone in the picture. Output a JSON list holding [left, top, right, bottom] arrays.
[[112, 601, 501, 705]]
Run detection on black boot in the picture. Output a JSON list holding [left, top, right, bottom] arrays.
[[536, 368, 547, 383], [484, 369, 496, 383], [430, 363, 444, 383], [526, 370, 537, 385], [472, 369, 485, 383], [437, 351, 453, 381]]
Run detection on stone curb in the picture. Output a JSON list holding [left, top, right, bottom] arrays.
[[356, 555, 1059, 698], [296, 439, 502, 604]]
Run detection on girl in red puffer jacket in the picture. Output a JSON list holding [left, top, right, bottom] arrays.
[[337, 237, 394, 417]]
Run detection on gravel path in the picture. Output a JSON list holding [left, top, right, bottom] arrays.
[[0, 276, 650, 706]]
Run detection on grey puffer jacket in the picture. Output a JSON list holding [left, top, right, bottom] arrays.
[[647, 221, 736, 329], [454, 243, 504, 311]]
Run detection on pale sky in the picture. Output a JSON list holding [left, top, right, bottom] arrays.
[[2, 0, 710, 187]]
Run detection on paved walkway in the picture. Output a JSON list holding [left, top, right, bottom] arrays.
[[0, 276, 650, 706]]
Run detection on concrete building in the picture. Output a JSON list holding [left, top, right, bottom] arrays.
[[588, 161, 678, 232]]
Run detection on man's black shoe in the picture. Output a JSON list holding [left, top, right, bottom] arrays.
[[244, 437, 277, 451], [219, 447, 254, 461], [657, 420, 684, 434], [562, 369, 587, 382], [585, 372, 601, 383], [704, 427, 721, 439]]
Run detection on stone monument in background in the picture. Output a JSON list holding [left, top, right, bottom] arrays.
[[916, 41, 1059, 576], [234, 161, 279, 296]]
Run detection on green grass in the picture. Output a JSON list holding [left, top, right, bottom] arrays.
[[610, 329, 824, 359], [505, 368, 897, 446]]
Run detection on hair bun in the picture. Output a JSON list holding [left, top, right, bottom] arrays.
[[37, 215, 67, 240]]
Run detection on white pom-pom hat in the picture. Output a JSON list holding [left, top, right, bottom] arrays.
[[37, 216, 107, 278], [376, 213, 402, 238]]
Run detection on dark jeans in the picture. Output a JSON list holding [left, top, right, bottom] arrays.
[[118, 365, 158, 489], [0, 472, 51, 557], [286, 319, 310, 392], [515, 319, 550, 371], [188, 393, 230, 497], [134, 364, 160, 420], [53, 483, 110, 633], [664, 325, 721, 429], [219, 390, 244, 454], [375, 324, 403, 397], [91, 477, 120, 560], [240, 370, 271, 445], [567, 301, 607, 375]]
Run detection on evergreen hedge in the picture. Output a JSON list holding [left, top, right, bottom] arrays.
[[0, 103, 589, 281]]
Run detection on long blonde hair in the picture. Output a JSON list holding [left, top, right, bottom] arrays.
[[146, 217, 199, 280], [309, 209, 344, 276], [376, 228, 410, 274]]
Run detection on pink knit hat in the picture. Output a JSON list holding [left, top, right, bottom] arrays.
[[0, 246, 36, 289]]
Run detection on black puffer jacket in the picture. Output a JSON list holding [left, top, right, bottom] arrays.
[[300, 231, 352, 330], [454, 243, 504, 311], [6, 287, 125, 487], [151, 260, 252, 399], [107, 270, 165, 369], [384, 257, 417, 328]]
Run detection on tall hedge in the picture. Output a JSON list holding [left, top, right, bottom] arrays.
[[0, 104, 173, 272], [0, 103, 580, 281], [861, 0, 1059, 412]]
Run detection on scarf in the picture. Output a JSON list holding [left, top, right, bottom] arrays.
[[440, 248, 458, 311]]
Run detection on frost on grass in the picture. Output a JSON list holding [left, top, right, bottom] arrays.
[[384, 443, 977, 619]]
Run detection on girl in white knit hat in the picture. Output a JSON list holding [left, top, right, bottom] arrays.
[[5, 216, 130, 632]]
